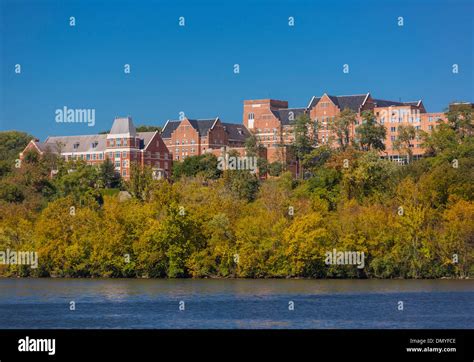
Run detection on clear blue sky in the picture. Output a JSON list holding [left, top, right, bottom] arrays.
[[1, 0, 472, 140]]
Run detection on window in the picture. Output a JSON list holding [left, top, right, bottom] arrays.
[[122, 170, 127, 176], [122, 151, 127, 158], [115, 152, 120, 159], [164, 162, 168, 169], [428, 125, 433, 130], [92, 154, 97, 160], [86, 154, 91, 160], [391, 127, 396, 132], [122, 160, 128, 168], [391, 136, 396, 141], [92, 141, 98, 149], [115, 161, 120, 168], [73, 142, 80, 150], [164, 153, 168, 160], [248, 112, 255, 120], [99, 153, 103, 160], [116, 138, 121, 146]]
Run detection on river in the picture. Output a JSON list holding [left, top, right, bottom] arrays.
[[0, 279, 472, 328]]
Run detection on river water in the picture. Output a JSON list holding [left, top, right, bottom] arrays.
[[0, 279, 472, 328]]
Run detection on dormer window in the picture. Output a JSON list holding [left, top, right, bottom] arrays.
[[73, 142, 80, 150], [92, 141, 98, 149]]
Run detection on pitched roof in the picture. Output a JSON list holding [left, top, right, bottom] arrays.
[[161, 120, 180, 139], [328, 94, 368, 112], [187, 118, 217, 137], [161, 118, 218, 138], [222, 123, 251, 141], [136, 132, 156, 149], [373, 99, 422, 108], [44, 134, 107, 153], [110, 117, 136, 136], [271, 108, 307, 125], [308, 93, 369, 112], [40, 131, 157, 153], [307, 96, 321, 109]]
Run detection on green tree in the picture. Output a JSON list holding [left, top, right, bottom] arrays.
[[393, 124, 416, 163], [290, 114, 314, 178], [126, 162, 154, 201], [0, 131, 33, 177], [172, 154, 221, 180], [99, 158, 121, 188], [355, 111, 387, 151], [330, 108, 357, 150]]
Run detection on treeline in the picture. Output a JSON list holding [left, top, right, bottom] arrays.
[[0, 106, 472, 278]]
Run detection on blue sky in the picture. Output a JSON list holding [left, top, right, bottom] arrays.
[[1, 0, 472, 139]]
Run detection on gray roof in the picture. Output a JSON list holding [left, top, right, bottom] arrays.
[[271, 108, 307, 125], [222, 123, 251, 141], [161, 120, 180, 139], [40, 131, 157, 153], [373, 99, 421, 108], [161, 118, 218, 138], [110, 117, 136, 136], [188, 118, 217, 137], [327, 94, 368, 112], [307, 94, 368, 112], [308, 97, 321, 109], [136, 132, 156, 149], [44, 134, 107, 153], [161, 118, 250, 142]]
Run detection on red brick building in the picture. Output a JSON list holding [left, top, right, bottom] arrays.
[[161, 116, 250, 161], [20, 117, 172, 180], [243, 92, 448, 166]]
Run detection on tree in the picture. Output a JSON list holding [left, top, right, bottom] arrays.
[[99, 158, 121, 188], [172, 154, 221, 180], [54, 161, 101, 205], [445, 103, 473, 139], [290, 114, 314, 178], [223, 170, 260, 201], [136, 125, 162, 133], [268, 162, 284, 177], [355, 111, 387, 151], [330, 108, 357, 150], [393, 125, 416, 163], [126, 163, 154, 201], [0, 131, 33, 176]]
